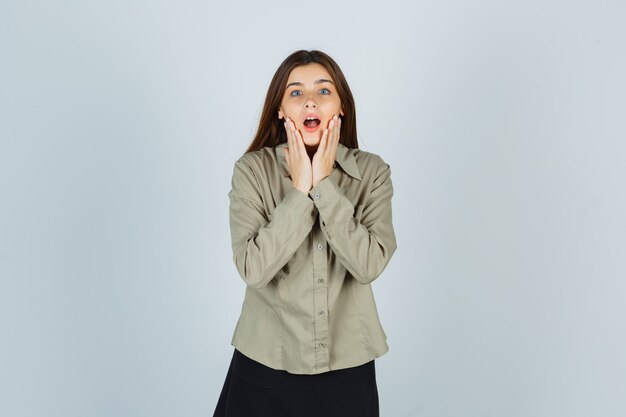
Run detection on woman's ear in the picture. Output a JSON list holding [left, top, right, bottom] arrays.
[[278, 108, 284, 120]]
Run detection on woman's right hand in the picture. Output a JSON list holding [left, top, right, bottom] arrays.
[[283, 117, 312, 194]]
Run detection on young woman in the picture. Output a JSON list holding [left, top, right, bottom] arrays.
[[213, 49, 397, 417]]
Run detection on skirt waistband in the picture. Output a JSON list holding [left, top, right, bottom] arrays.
[[233, 349, 376, 394]]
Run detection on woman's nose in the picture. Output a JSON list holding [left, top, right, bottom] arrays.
[[304, 96, 317, 108]]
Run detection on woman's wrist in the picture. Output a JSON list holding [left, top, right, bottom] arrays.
[[291, 180, 310, 195]]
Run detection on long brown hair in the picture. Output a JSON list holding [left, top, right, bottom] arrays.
[[245, 50, 359, 153]]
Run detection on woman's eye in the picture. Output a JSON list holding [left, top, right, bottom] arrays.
[[289, 89, 331, 96]]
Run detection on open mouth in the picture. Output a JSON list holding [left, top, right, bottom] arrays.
[[303, 118, 321, 129], [302, 114, 322, 132]]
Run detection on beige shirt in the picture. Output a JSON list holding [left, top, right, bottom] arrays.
[[228, 141, 397, 375]]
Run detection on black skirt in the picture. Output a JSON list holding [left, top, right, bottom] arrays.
[[213, 349, 379, 417]]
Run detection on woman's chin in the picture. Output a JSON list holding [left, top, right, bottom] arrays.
[[302, 134, 321, 148]]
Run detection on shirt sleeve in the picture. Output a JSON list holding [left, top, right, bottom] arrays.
[[308, 159, 397, 285], [228, 157, 317, 289]]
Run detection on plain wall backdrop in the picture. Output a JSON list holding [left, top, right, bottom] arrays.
[[1, 1, 625, 416]]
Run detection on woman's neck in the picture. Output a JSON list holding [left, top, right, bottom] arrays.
[[304, 144, 318, 160]]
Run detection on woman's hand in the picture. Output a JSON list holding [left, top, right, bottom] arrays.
[[283, 117, 313, 194], [312, 114, 341, 187]]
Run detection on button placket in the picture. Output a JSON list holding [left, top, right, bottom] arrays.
[[312, 224, 329, 371]]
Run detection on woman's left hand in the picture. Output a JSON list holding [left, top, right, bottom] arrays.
[[312, 114, 341, 187]]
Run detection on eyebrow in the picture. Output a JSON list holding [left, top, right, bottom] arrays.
[[286, 79, 334, 88]]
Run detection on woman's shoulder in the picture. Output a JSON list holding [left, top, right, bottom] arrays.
[[344, 145, 391, 178], [350, 146, 388, 163], [231, 145, 282, 177]]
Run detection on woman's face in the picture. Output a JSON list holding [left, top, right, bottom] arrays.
[[278, 63, 344, 148]]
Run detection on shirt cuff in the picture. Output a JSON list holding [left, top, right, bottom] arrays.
[[283, 185, 317, 226], [309, 175, 352, 210]]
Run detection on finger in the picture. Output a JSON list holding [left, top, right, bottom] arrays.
[[284, 119, 291, 144], [284, 147, 290, 165], [293, 122, 307, 154], [323, 115, 336, 157], [331, 123, 338, 154], [285, 118, 296, 155], [318, 126, 329, 154], [322, 116, 338, 162], [288, 119, 300, 148], [331, 115, 341, 148], [327, 114, 336, 129]]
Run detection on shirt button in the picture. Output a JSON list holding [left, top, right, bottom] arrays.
[[314, 193, 320, 199], [319, 342, 325, 348], [318, 278, 324, 284], [318, 310, 325, 316], [317, 243, 324, 250]]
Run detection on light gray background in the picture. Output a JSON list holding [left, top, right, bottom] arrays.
[[1, 1, 625, 416]]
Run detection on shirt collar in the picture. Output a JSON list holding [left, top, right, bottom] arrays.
[[276, 142, 362, 181]]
